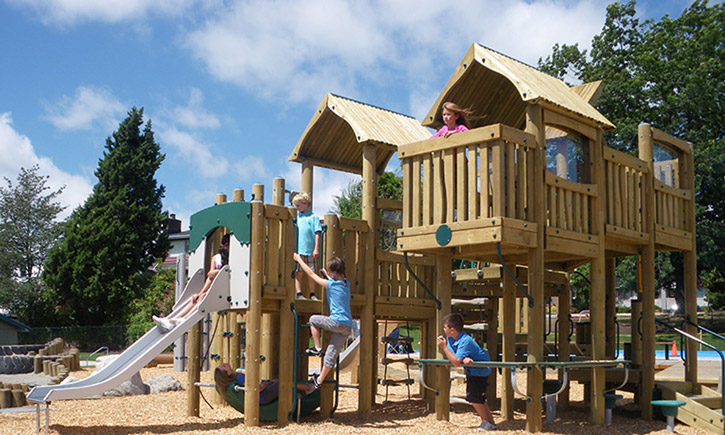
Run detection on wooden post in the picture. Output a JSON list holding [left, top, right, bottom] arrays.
[[187, 317, 201, 416], [558, 278, 571, 411], [486, 297, 499, 402], [359, 144, 377, 417], [211, 193, 227, 404], [501, 270, 516, 420], [435, 254, 452, 421], [262, 179, 284, 381], [605, 259, 617, 358], [319, 213, 341, 418], [638, 123, 655, 419], [682, 144, 698, 384], [524, 103, 545, 433], [589, 128, 607, 425], [277, 193, 297, 424], [301, 160, 313, 205], [230, 189, 244, 373], [244, 198, 264, 426]]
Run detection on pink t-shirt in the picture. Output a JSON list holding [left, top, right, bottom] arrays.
[[431, 124, 468, 138]]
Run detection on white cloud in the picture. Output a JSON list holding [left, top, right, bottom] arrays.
[[0, 112, 93, 218], [7, 0, 199, 26], [159, 127, 229, 178], [45, 85, 126, 132], [171, 88, 221, 130], [282, 162, 358, 217], [233, 155, 268, 185], [183, 0, 606, 112]]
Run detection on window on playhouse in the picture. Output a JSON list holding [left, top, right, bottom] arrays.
[[545, 125, 589, 184], [652, 142, 680, 188]]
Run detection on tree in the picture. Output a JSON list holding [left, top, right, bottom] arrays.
[[0, 166, 66, 325], [539, 0, 725, 311], [333, 171, 403, 251], [43, 107, 170, 326]]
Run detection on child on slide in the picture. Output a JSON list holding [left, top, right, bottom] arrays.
[[153, 234, 230, 332]]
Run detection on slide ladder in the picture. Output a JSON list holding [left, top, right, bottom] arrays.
[[657, 380, 724, 435]]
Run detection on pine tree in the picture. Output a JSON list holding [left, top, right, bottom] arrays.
[[43, 107, 170, 325]]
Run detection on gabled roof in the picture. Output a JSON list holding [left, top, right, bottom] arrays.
[[289, 93, 431, 175], [0, 313, 30, 331], [422, 44, 615, 131]]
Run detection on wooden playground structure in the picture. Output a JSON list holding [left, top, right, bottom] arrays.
[[182, 44, 719, 433]]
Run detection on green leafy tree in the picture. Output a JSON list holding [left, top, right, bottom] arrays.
[[125, 266, 176, 343], [333, 171, 403, 251], [0, 166, 66, 325], [43, 107, 170, 326], [540, 0, 725, 311]]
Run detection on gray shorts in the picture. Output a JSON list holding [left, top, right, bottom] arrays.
[[299, 254, 316, 271], [309, 315, 353, 368]]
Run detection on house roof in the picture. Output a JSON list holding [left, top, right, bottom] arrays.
[[422, 44, 615, 131], [0, 313, 30, 331], [289, 93, 431, 175]]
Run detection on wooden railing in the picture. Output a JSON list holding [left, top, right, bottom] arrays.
[[260, 204, 296, 299], [545, 172, 597, 234], [377, 250, 435, 300], [399, 125, 537, 230], [654, 182, 690, 232], [603, 146, 648, 237]]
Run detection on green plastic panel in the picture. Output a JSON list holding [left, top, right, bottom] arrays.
[[188, 201, 252, 253]]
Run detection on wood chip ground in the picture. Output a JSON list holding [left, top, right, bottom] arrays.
[[1, 365, 710, 435]]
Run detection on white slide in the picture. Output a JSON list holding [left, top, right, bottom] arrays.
[[27, 267, 231, 404], [338, 335, 360, 371]]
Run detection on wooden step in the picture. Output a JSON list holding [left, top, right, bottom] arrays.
[[380, 336, 413, 344], [380, 357, 415, 366], [688, 394, 723, 409], [378, 378, 415, 386]]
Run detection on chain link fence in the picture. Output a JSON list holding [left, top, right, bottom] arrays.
[[18, 325, 127, 352]]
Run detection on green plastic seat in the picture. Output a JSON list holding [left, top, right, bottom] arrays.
[[604, 393, 623, 409], [217, 381, 320, 421], [651, 400, 686, 417]]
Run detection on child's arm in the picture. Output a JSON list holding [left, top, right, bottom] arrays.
[[436, 335, 464, 367], [293, 253, 327, 287], [313, 231, 321, 259], [320, 268, 331, 280]]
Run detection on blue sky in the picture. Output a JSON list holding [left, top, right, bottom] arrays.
[[0, 0, 695, 229]]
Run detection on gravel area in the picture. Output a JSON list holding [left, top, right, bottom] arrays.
[[0, 365, 711, 435]]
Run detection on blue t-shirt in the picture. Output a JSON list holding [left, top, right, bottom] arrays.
[[326, 279, 353, 327], [297, 210, 322, 256], [446, 331, 490, 377], [233, 373, 277, 404]]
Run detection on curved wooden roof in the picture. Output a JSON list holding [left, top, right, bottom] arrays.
[[422, 44, 615, 131], [289, 93, 431, 175]]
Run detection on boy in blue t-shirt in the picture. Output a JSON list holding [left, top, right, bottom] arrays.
[[438, 312, 497, 431], [293, 254, 353, 391], [292, 192, 322, 300]]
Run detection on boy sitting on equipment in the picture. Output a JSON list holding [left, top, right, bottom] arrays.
[[438, 312, 497, 431]]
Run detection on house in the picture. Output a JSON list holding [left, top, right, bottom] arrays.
[[0, 313, 30, 345]]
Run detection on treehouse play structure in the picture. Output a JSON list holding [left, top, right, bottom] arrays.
[[28, 43, 718, 434]]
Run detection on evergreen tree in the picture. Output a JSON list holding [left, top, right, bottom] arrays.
[[539, 0, 725, 310], [43, 107, 170, 325], [0, 165, 66, 325]]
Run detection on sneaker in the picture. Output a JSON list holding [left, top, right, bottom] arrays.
[[170, 317, 184, 325], [153, 315, 174, 332], [310, 373, 321, 390], [296, 292, 306, 300], [478, 420, 497, 431], [310, 294, 319, 301], [305, 347, 323, 357]]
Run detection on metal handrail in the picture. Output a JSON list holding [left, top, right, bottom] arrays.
[[85, 346, 109, 366], [496, 242, 533, 307], [656, 318, 724, 415], [403, 252, 441, 309]]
